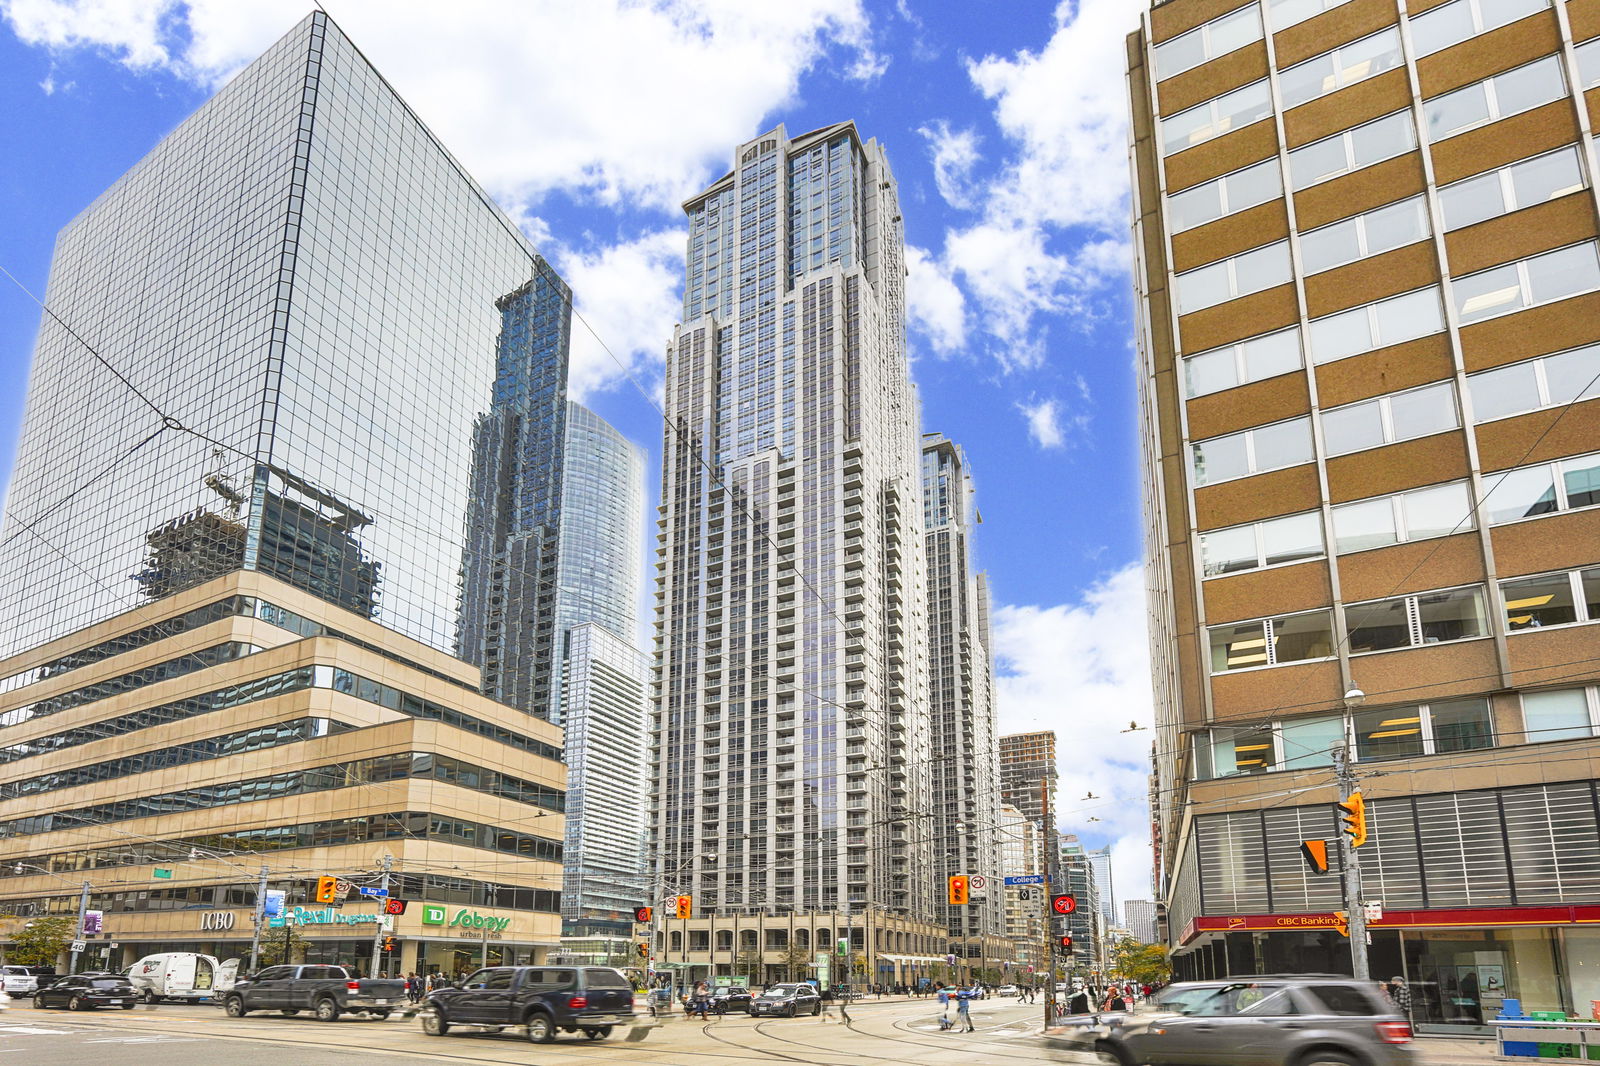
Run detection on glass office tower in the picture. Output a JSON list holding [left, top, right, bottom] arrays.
[[0, 11, 543, 662]]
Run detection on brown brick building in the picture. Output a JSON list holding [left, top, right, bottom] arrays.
[[1130, 0, 1600, 1030]]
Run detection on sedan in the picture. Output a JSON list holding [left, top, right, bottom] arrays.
[[35, 974, 138, 1011], [709, 987, 752, 1013], [749, 984, 821, 1017]]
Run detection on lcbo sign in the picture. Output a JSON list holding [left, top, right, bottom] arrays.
[[420, 905, 511, 932]]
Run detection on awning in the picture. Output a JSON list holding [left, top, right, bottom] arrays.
[[1178, 904, 1600, 947]]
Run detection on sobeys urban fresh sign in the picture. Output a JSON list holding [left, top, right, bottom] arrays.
[[420, 904, 510, 932]]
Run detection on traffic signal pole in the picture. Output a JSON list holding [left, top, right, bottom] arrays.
[[1332, 748, 1369, 980], [369, 853, 392, 977], [1041, 776, 1054, 1029]]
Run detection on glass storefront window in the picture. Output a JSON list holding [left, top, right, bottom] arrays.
[[1355, 707, 1425, 760]]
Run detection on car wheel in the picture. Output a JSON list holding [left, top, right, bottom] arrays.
[[1297, 1053, 1360, 1066], [141, 988, 158, 1004], [370, 1009, 391, 1020], [420, 1009, 450, 1036], [525, 1011, 555, 1043], [314, 998, 340, 1022], [224, 996, 247, 1018], [1094, 1040, 1136, 1066], [120, 1002, 136, 1010], [583, 1027, 609, 1039], [812, 1002, 820, 1016], [68, 996, 86, 1012]]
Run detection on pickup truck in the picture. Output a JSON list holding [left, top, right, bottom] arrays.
[[223, 964, 406, 1021], [421, 964, 638, 1043]]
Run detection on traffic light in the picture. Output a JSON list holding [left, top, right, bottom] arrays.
[[1059, 935, 1073, 951], [1332, 910, 1350, 937], [1300, 839, 1330, 875], [1337, 791, 1368, 848], [381, 936, 396, 953], [315, 876, 339, 903], [383, 898, 408, 915], [948, 875, 970, 905], [637, 942, 648, 958], [675, 895, 692, 919], [634, 906, 653, 923]]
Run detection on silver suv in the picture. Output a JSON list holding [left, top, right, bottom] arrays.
[[1056, 976, 1414, 1066]]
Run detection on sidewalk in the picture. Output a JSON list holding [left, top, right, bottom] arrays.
[[1411, 1034, 1503, 1062]]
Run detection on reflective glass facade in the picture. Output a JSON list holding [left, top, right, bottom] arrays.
[[0, 12, 543, 659]]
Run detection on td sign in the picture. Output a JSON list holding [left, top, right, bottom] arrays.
[[420, 904, 510, 932]]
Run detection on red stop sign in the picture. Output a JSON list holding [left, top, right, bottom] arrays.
[[1052, 893, 1078, 915]]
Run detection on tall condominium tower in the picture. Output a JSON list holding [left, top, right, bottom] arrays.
[[1087, 844, 1117, 928], [1132, 0, 1600, 1008], [1059, 835, 1105, 972], [0, 13, 568, 973], [922, 433, 1004, 962], [997, 803, 1045, 972], [999, 731, 1059, 865], [652, 122, 943, 986]]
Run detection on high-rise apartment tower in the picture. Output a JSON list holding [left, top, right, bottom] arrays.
[[1132, 0, 1600, 1019], [651, 122, 944, 986]]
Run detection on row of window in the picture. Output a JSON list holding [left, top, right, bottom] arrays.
[[1209, 567, 1599, 672], [1155, 0, 1543, 86]]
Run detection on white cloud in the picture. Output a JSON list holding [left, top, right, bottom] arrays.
[[904, 243, 967, 355], [1017, 395, 1064, 449], [918, 120, 981, 209], [554, 229, 685, 402], [993, 563, 1157, 907], [4, 0, 883, 212]]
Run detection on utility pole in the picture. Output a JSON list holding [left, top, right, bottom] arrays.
[[248, 864, 269, 971], [1040, 776, 1055, 1028], [369, 853, 392, 977], [68, 880, 91, 974], [1332, 747, 1370, 980]]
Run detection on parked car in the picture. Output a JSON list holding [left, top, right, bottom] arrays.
[[708, 986, 752, 1013], [126, 953, 238, 1003], [749, 983, 821, 1018], [997, 984, 1020, 996], [421, 965, 638, 1043], [223, 964, 406, 1021], [34, 972, 137, 1011], [1052, 976, 1414, 1066], [0, 966, 37, 996]]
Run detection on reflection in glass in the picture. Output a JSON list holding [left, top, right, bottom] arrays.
[[1355, 706, 1424, 760], [1429, 699, 1493, 753], [1501, 572, 1577, 629]]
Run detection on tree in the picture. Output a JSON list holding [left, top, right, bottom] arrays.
[[736, 947, 764, 984], [1112, 937, 1171, 986], [781, 941, 810, 981], [256, 923, 309, 968], [6, 916, 74, 967]]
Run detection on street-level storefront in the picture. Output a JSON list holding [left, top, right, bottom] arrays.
[[1173, 906, 1600, 1033]]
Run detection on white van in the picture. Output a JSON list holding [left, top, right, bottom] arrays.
[[125, 953, 239, 1003], [0, 966, 37, 996]]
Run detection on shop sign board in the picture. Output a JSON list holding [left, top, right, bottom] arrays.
[[418, 905, 511, 932], [283, 906, 380, 926], [198, 911, 236, 931]]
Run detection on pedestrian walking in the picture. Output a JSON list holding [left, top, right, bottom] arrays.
[[957, 986, 975, 1032], [937, 984, 953, 1030], [1386, 976, 1412, 1020], [691, 980, 711, 1020]]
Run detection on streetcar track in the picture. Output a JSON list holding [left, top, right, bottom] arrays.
[[750, 1017, 907, 1063]]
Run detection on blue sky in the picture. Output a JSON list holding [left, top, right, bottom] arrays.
[[0, 0, 1156, 906]]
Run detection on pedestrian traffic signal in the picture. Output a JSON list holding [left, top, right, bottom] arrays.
[[948, 875, 969, 905], [315, 876, 339, 903], [675, 895, 692, 919], [1332, 910, 1350, 938], [1300, 839, 1330, 875], [1059, 935, 1073, 949], [634, 906, 653, 923], [383, 898, 408, 915], [381, 936, 396, 953], [1337, 791, 1368, 848], [637, 942, 648, 958]]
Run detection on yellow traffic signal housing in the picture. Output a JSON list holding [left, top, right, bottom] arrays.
[[1337, 791, 1368, 848], [675, 894, 692, 919], [381, 936, 396, 952], [1300, 839, 1330, 875], [315, 875, 339, 903], [1332, 910, 1350, 937], [637, 942, 648, 958], [948, 875, 970, 906]]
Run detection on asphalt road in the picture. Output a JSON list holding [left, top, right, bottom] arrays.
[[0, 995, 1109, 1065]]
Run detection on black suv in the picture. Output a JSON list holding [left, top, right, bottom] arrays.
[[422, 965, 637, 1043], [749, 983, 821, 1017]]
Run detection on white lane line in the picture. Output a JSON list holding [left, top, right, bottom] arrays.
[[84, 1037, 200, 1043], [0, 1025, 73, 1034]]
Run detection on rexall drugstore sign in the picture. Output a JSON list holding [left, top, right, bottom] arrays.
[[421, 905, 510, 932], [287, 906, 380, 926]]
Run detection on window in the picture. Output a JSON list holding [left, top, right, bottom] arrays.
[[1424, 55, 1566, 143], [1299, 195, 1430, 274], [1454, 242, 1600, 325], [1439, 145, 1586, 231], [1468, 343, 1600, 422], [1205, 725, 1279, 774], [1486, 451, 1600, 523], [1346, 586, 1488, 653], [1331, 480, 1475, 552], [1523, 687, 1595, 741], [1501, 565, 1600, 630], [1208, 609, 1334, 672], [1269, 0, 1353, 28], [1430, 698, 1495, 752], [1354, 706, 1425, 759], [1191, 416, 1314, 485], [1199, 511, 1324, 576], [1304, 984, 1387, 1015], [1320, 380, 1459, 456], [1184, 327, 1301, 397], [1169, 159, 1282, 233], [1175, 241, 1292, 313], [1280, 714, 1346, 769], [1307, 286, 1444, 364], [1579, 37, 1600, 89], [1288, 110, 1415, 190], [1163, 80, 1274, 155], [1155, 5, 1263, 80], [1279, 29, 1403, 110], [1410, 0, 1550, 57], [1200, 700, 1490, 778], [484, 969, 515, 990]]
